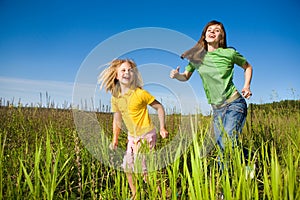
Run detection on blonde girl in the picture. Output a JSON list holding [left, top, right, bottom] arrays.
[[99, 59, 168, 199]]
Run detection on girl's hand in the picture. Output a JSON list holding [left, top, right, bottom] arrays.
[[170, 66, 180, 79], [109, 141, 118, 150], [160, 128, 168, 138]]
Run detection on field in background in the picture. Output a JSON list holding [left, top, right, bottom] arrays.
[[0, 100, 299, 199]]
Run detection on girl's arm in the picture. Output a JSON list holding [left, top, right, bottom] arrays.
[[241, 62, 253, 99], [170, 66, 193, 81], [149, 100, 168, 138], [111, 111, 122, 149]]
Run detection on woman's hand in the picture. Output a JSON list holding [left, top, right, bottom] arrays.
[[242, 88, 252, 99], [170, 67, 192, 81], [170, 66, 180, 79]]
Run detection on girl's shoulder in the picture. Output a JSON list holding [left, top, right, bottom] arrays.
[[134, 87, 154, 98], [134, 87, 147, 95]]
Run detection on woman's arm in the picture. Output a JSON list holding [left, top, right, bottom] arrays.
[[241, 62, 253, 99], [149, 100, 168, 138], [170, 66, 193, 81]]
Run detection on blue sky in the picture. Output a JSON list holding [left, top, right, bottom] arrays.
[[0, 0, 299, 113]]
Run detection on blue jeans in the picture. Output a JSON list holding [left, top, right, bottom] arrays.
[[212, 96, 247, 151]]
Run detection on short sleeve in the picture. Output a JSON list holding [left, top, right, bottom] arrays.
[[185, 62, 196, 73], [233, 50, 247, 67], [111, 96, 119, 112], [137, 88, 155, 105]]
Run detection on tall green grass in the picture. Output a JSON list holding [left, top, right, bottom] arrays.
[[0, 100, 299, 199]]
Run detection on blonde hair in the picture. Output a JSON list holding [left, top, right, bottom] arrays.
[[98, 59, 143, 97]]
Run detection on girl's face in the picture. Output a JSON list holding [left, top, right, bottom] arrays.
[[205, 24, 222, 45], [116, 62, 134, 87]]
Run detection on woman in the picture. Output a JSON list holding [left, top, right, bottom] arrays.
[[170, 20, 253, 151]]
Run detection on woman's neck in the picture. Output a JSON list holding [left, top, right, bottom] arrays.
[[207, 43, 219, 52]]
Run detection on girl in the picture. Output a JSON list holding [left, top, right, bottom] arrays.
[[170, 20, 253, 153], [99, 59, 168, 199]]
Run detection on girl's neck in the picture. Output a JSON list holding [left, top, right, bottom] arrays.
[[120, 84, 131, 95]]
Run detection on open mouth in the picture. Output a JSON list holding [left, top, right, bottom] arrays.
[[122, 76, 130, 81]]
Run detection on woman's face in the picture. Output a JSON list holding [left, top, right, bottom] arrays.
[[116, 62, 134, 87], [205, 24, 222, 45]]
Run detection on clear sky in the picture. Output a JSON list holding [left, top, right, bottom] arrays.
[[0, 0, 299, 114]]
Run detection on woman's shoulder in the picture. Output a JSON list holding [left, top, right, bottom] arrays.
[[218, 47, 236, 53], [215, 47, 240, 57]]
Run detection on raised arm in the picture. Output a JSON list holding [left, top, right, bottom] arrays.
[[170, 66, 193, 81], [149, 100, 168, 138]]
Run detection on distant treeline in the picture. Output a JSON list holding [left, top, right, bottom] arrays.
[[250, 100, 300, 112]]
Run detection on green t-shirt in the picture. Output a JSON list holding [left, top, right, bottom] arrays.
[[185, 48, 247, 105]]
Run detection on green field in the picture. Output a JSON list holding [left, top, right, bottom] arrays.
[[0, 100, 299, 199]]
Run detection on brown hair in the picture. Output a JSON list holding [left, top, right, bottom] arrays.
[[98, 59, 143, 97], [181, 20, 227, 63]]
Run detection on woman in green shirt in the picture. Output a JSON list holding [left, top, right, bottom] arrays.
[[170, 20, 253, 152]]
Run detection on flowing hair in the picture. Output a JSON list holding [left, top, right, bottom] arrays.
[[98, 59, 143, 97], [181, 20, 227, 64]]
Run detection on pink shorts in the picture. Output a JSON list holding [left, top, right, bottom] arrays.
[[122, 129, 157, 172]]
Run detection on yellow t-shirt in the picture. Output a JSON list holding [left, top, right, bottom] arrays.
[[111, 88, 155, 137]]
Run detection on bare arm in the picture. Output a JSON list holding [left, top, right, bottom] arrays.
[[241, 62, 253, 99], [149, 100, 168, 138], [111, 111, 122, 149], [170, 66, 193, 81]]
